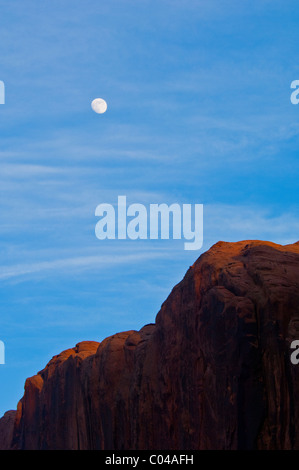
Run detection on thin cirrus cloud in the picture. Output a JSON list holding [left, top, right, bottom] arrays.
[[204, 204, 299, 248], [0, 249, 174, 282], [1, 203, 298, 283]]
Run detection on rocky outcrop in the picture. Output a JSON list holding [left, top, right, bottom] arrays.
[[1, 240, 299, 450], [0, 411, 17, 450]]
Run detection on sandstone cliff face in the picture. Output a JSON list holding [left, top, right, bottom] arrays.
[[1, 240, 299, 450]]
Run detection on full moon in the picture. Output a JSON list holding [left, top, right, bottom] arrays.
[[91, 98, 107, 114]]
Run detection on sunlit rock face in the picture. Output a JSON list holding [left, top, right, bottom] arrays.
[[1, 240, 299, 450]]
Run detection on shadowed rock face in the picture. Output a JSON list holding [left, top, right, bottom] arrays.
[[1, 240, 299, 450]]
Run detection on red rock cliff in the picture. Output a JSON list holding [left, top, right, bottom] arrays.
[[1, 240, 299, 450]]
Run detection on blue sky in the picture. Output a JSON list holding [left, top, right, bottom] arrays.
[[0, 0, 299, 417]]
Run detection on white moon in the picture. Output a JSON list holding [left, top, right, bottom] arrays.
[[91, 98, 107, 114]]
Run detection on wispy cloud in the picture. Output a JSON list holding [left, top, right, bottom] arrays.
[[0, 247, 175, 282], [1, 202, 298, 283], [204, 204, 299, 248]]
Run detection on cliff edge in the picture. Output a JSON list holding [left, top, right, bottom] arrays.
[[1, 240, 299, 450]]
